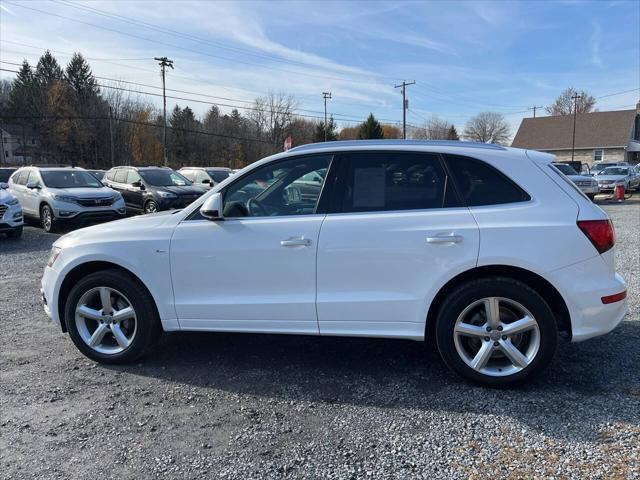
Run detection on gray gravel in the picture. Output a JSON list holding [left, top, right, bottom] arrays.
[[1, 199, 639, 479]]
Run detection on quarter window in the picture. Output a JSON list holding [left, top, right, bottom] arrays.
[[444, 155, 530, 206], [332, 152, 460, 213]]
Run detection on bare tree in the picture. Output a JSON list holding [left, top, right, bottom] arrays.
[[546, 87, 596, 116], [412, 116, 452, 140], [250, 91, 297, 144], [463, 112, 511, 145]]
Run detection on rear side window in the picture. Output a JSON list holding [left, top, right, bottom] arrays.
[[333, 152, 461, 213], [114, 169, 128, 183], [444, 155, 530, 206]]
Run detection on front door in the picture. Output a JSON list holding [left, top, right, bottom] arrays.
[[316, 151, 480, 339], [170, 154, 333, 334]]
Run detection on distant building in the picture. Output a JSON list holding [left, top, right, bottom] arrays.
[[511, 103, 640, 165], [0, 123, 40, 165]]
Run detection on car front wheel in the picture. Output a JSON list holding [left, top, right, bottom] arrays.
[[435, 277, 558, 387], [144, 200, 158, 214], [40, 204, 57, 233], [64, 269, 161, 364]]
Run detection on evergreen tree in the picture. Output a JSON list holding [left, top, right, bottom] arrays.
[[35, 51, 64, 88], [314, 116, 338, 142], [357, 113, 384, 140], [65, 53, 99, 105], [446, 125, 459, 140], [8, 61, 38, 118]]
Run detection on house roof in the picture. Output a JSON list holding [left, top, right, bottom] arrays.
[[511, 109, 637, 150], [1, 123, 38, 138]]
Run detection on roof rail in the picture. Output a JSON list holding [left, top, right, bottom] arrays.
[[287, 139, 507, 153]]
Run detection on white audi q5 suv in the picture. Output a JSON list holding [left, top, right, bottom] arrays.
[[41, 141, 628, 386]]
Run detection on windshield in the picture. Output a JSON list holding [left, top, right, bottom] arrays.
[[553, 164, 578, 176], [41, 170, 103, 188], [0, 169, 16, 182], [139, 170, 192, 186], [600, 167, 628, 176], [591, 164, 607, 172], [207, 170, 230, 183]]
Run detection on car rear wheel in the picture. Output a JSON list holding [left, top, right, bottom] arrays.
[[144, 200, 158, 214], [64, 269, 161, 364], [435, 277, 557, 387]]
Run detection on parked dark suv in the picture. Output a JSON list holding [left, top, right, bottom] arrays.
[[104, 166, 206, 214]]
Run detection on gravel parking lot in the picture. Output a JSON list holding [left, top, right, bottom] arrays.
[[1, 199, 639, 480]]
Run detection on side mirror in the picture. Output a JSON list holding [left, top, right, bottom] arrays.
[[26, 182, 40, 189], [132, 180, 145, 190], [0, 183, 8, 190], [200, 192, 223, 221], [202, 178, 211, 184]]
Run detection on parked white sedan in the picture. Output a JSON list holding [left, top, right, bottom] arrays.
[[41, 141, 628, 387]]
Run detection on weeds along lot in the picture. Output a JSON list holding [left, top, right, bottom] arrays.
[[0, 199, 638, 479]]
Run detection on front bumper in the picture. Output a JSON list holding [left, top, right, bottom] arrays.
[[41, 265, 61, 328], [547, 255, 628, 342], [577, 185, 599, 195], [0, 203, 24, 230], [158, 196, 201, 211]]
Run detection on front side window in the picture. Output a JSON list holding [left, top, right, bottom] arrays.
[[195, 171, 211, 184], [139, 169, 191, 187], [593, 150, 603, 162], [41, 170, 103, 189], [27, 170, 42, 187], [126, 170, 142, 185], [333, 152, 459, 213], [444, 155, 530, 206], [14, 170, 29, 185], [223, 155, 331, 218]]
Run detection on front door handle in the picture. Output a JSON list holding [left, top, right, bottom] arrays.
[[281, 237, 312, 247], [426, 234, 464, 244]]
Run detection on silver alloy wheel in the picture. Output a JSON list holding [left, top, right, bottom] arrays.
[[453, 297, 540, 377], [145, 201, 157, 214], [75, 287, 137, 355], [42, 206, 52, 231]]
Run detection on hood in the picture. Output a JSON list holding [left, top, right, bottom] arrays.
[[54, 209, 178, 249], [596, 175, 627, 182], [0, 187, 17, 204], [153, 185, 204, 196], [48, 186, 117, 198]]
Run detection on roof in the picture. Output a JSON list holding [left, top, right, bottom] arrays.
[[512, 109, 637, 150], [289, 139, 507, 153], [1, 123, 38, 137]]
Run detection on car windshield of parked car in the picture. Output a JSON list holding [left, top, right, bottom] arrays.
[[0, 169, 16, 182], [41, 170, 103, 188], [554, 164, 578, 176], [207, 170, 230, 183], [600, 167, 628, 176], [139, 170, 192, 186]]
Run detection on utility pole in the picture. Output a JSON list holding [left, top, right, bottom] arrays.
[[571, 94, 582, 162], [322, 92, 332, 141], [108, 106, 115, 167], [529, 105, 543, 118], [394, 80, 415, 139], [154, 56, 174, 166]]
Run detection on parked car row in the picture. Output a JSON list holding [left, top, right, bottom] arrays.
[[552, 162, 640, 199], [2, 165, 228, 233]]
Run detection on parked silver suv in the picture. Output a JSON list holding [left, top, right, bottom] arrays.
[[8, 167, 126, 232]]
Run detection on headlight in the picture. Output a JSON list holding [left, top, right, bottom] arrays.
[[47, 246, 61, 267], [7, 197, 19, 206], [158, 191, 177, 198], [52, 194, 78, 204], [113, 193, 124, 202]]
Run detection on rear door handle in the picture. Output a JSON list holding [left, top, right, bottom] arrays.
[[426, 234, 464, 244], [281, 237, 312, 247]]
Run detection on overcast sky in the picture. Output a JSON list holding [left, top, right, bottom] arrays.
[[1, 0, 639, 135]]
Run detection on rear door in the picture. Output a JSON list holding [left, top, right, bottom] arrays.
[[316, 151, 480, 340], [23, 170, 43, 215], [125, 170, 145, 210]]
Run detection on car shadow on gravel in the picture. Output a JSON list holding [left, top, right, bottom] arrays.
[[102, 318, 640, 442]]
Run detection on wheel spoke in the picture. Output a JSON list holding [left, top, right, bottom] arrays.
[[470, 341, 494, 370], [498, 339, 529, 369], [88, 323, 109, 347], [454, 322, 487, 338], [110, 324, 130, 349], [99, 287, 113, 314], [483, 297, 501, 328], [502, 315, 537, 336], [76, 305, 103, 322], [112, 306, 135, 323]]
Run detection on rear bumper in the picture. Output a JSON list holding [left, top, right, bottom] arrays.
[[547, 256, 628, 342]]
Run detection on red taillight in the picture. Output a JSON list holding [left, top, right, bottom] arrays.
[[601, 290, 626, 304], [577, 219, 615, 254]]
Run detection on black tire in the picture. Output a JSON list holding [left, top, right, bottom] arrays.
[[435, 276, 558, 387], [144, 200, 158, 214], [6, 226, 23, 238], [40, 204, 58, 233], [64, 269, 161, 364]]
